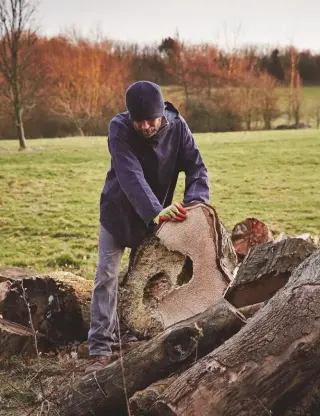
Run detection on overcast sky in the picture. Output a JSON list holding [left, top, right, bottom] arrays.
[[37, 0, 320, 52]]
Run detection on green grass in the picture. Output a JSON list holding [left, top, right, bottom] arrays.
[[0, 130, 319, 279]]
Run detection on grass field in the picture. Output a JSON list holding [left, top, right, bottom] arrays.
[[0, 130, 319, 279]]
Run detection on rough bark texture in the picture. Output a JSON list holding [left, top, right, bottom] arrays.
[[0, 267, 38, 314], [0, 318, 44, 361], [129, 376, 178, 416], [58, 299, 245, 416], [231, 217, 273, 259], [224, 237, 316, 307], [0, 281, 11, 314], [0, 266, 37, 282], [272, 373, 320, 416], [237, 302, 265, 319], [152, 250, 320, 416], [1, 272, 92, 350], [16, 107, 27, 150], [120, 203, 237, 338]]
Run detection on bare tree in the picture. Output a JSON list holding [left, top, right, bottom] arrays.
[[0, 0, 38, 149], [46, 32, 128, 137], [159, 37, 195, 101], [287, 47, 303, 127], [288, 72, 303, 127], [256, 72, 280, 130], [309, 99, 320, 129]]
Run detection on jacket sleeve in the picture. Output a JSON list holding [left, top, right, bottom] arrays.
[[179, 119, 210, 204], [108, 122, 163, 225]]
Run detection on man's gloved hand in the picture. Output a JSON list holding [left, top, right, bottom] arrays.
[[154, 202, 187, 224]]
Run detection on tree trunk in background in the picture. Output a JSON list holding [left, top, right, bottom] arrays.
[[76, 125, 84, 136], [0, 0, 39, 150], [264, 115, 271, 130], [14, 101, 27, 150]]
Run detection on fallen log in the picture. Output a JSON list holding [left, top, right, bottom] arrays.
[[272, 372, 320, 416], [0, 266, 37, 282], [58, 298, 246, 416], [224, 237, 316, 307], [231, 217, 273, 259], [151, 250, 320, 416], [0, 266, 37, 314], [296, 232, 317, 245], [274, 231, 290, 242], [237, 302, 265, 319], [120, 203, 237, 338], [0, 280, 11, 314], [1, 271, 93, 349], [129, 376, 178, 416], [0, 317, 46, 361]]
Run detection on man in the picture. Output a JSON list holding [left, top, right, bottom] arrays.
[[86, 81, 209, 373]]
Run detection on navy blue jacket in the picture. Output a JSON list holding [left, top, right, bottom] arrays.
[[100, 102, 209, 248]]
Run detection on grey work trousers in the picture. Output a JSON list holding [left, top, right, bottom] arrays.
[[88, 224, 125, 356]]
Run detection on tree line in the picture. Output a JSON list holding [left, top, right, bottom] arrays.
[[0, 0, 320, 149]]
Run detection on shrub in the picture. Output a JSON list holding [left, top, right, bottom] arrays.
[[184, 98, 242, 133]]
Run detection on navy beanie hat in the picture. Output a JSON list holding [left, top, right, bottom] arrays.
[[125, 81, 165, 121]]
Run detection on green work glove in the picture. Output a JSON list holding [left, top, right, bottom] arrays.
[[154, 202, 187, 224]]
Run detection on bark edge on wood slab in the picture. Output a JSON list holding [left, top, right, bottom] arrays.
[[224, 237, 317, 308], [120, 203, 238, 338], [0, 266, 37, 283]]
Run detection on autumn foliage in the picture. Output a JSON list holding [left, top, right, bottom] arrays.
[[0, 33, 130, 139], [42, 36, 128, 135], [1, 31, 320, 140]]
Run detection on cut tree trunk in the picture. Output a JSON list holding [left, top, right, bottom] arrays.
[[231, 217, 273, 259], [120, 203, 238, 338], [274, 231, 290, 242], [0, 266, 37, 282], [58, 298, 245, 416], [0, 281, 11, 314], [1, 271, 93, 351], [224, 237, 317, 307], [151, 250, 320, 416], [0, 267, 37, 314], [0, 318, 45, 361]]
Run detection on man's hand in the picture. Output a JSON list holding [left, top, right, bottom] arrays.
[[154, 202, 187, 224]]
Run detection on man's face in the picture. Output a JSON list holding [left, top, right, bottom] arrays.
[[133, 117, 162, 138]]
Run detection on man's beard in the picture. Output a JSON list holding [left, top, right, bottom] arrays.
[[137, 126, 159, 138]]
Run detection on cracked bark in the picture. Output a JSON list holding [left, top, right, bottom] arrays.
[[58, 299, 245, 416], [224, 237, 317, 308], [152, 250, 320, 416]]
